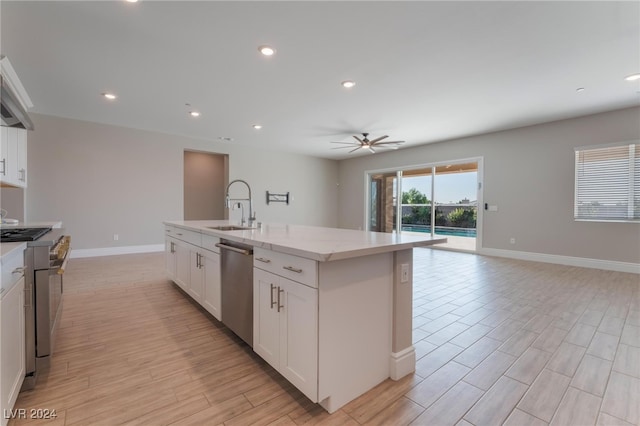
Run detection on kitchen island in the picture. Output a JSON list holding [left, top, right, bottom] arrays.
[[164, 220, 446, 413]]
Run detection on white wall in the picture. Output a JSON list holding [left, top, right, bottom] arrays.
[[337, 107, 640, 265], [26, 114, 338, 250]]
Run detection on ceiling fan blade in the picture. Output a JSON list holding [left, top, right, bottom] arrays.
[[332, 146, 360, 149], [368, 147, 376, 154], [372, 140, 405, 145], [369, 135, 388, 144], [331, 141, 360, 145], [349, 146, 363, 153], [353, 135, 364, 143]]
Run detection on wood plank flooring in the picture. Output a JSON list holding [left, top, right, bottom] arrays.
[[7, 249, 639, 425]]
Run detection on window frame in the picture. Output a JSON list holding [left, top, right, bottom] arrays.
[[574, 141, 639, 223]]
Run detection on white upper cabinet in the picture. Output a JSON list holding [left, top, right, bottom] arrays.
[[0, 126, 27, 188]]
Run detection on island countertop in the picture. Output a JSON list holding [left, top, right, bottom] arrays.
[[164, 220, 446, 262]]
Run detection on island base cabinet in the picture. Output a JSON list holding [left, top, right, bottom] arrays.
[[200, 250, 221, 321], [165, 227, 221, 320], [317, 252, 393, 413], [188, 251, 204, 302], [254, 271, 280, 367], [1, 278, 26, 426], [174, 240, 190, 292], [165, 238, 177, 281], [253, 268, 318, 402]]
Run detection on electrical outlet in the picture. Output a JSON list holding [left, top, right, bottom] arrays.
[[401, 263, 410, 283], [509, 237, 516, 244], [113, 234, 119, 241]]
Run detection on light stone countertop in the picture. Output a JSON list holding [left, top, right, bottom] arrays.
[[0, 221, 63, 229], [164, 220, 447, 262], [0, 241, 26, 261], [0, 221, 63, 261]]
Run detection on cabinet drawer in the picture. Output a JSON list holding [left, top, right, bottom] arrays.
[[201, 234, 220, 253], [254, 248, 317, 288], [165, 225, 176, 237], [172, 228, 202, 246]]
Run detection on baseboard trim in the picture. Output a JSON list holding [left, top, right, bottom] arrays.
[[389, 346, 416, 380], [70, 244, 164, 259], [479, 247, 640, 274]]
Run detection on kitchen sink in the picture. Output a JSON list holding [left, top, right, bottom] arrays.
[[207, 225, 252, 231]]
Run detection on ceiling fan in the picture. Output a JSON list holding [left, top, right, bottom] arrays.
[[331, 133, 405, 154]]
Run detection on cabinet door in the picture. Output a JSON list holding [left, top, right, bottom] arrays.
[[279, 278, 318, 402], [1, 278, 25, 418], [0, 126, 8, 184], [5, 128, 18, 186], [174, 240, 190, 291], [201, 250, 221, 321], [188, 250, 204, 303], [0, 126, 18, 186], [253, 268, 280, 368], [165, 238, 177, 281], [16, 129, 27, 186]]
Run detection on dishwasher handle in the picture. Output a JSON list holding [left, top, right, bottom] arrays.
[[215, 242, 253, 256]]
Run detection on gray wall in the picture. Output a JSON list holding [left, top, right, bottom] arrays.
[[26, 114, 338, 250], [337, 107, 640, 264], [0, 186, 25, 221]]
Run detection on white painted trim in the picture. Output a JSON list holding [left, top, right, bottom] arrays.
[[0, 56, 34, 108], [70, 244, 164, 259], [389, 346, 416, 380], [479, 247, 640, 274]]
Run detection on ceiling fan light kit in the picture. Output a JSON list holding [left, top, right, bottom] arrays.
[[330, 132, 405, 154]]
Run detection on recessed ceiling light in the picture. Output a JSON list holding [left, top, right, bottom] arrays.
[[258, 46, 275, 56], [624, 73, 640, 81], [252, 124, 262, 130], [102, 92, 117, 100], [576, 87, 585, 92], [341, 80, 356, 89], [125, 0, 139, 3], [189, 111, 200, 117]]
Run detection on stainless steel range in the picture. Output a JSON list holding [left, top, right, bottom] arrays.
[[13, 228, 71, 390]]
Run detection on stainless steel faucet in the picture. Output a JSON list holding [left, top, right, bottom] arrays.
[[232, 202, 244, 224], [225, 179, 255, 226]]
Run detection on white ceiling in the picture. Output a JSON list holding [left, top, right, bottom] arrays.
[[1, 1, 639, 159]]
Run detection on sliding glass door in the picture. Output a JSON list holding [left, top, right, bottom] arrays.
[[367, 159, 481, 251], [400, 168, 433, 235]]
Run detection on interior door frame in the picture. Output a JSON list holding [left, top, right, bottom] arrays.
[[364, 156, 484, 251]]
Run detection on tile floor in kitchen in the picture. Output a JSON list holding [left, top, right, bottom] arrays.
[[8, 248, 639, 425]]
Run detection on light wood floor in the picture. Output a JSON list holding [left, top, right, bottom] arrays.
[[8, 249, 639, 425]]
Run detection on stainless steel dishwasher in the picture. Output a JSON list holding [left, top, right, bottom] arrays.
[[216, 239, 254, 347]]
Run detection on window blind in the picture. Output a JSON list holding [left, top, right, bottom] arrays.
[[574, 143, 639, 221]]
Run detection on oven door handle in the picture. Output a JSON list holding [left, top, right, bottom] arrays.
[[52, 247, 71, 275]]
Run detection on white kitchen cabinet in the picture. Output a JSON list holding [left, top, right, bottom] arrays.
[[200, 249, 221, 321], [188, 249, 204, 302], [254, 269, 280, 367], [253, 267, 318, 402], [1, 277, 25, 426], [174, 239, 190, 292], [165, 237, 177, 281], [16, 128, 27, 186], [0, 126, 27, 188], [165, 227, 221, 320]]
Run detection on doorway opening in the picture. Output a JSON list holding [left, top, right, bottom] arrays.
[[184, 150, 229, 220], [367, 158, 482, 252]]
